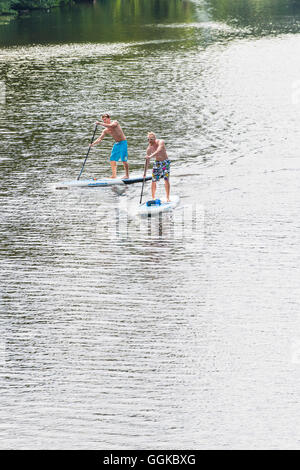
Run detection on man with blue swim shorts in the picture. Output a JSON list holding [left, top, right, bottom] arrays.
[[90, 114, 129, 179], [145, 132, 171, 202]]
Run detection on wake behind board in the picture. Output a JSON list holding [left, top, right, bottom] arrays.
[[56, 175, 152, 190], [138, 195, 180, 216]]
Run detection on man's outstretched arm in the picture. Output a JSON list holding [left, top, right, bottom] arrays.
[[145, 140, 164, 159], [90, 128, 108, 147]]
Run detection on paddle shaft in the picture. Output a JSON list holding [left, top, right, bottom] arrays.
[[77, 123, 98, 180], [139, 158, 149, 204]]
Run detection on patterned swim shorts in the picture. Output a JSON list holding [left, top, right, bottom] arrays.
[[152, 159, 171, 182]]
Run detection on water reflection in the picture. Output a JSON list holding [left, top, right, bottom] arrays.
[[1, 0, 300, 47], [207, 0, 300, 26], [0, 0, 195, 47]]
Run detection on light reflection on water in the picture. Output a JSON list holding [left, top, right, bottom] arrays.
[[1, 0, 300, 450]]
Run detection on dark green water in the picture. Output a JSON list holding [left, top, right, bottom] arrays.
[[1, 0, 300, 47], [1, 0, 300, 450]]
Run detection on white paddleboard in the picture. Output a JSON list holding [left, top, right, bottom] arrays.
[[138, 195, 180, 216], [55, 175, 151, 190]]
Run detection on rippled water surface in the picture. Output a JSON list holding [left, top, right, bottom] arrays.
[[1, 0, 300, 449]]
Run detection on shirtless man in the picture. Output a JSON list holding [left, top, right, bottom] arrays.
[[90, 114, 129, 179], [145, 132, 171, 202]]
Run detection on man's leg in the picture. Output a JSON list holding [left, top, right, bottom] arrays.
[[151, 181, 157, 199], [164, 179, 170, 202], [110, 161, 117, 178], [122, 162, 129, 179]]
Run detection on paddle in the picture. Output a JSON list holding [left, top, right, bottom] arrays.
[[77, 123, 98, 180], [139, 158, 149, 204]]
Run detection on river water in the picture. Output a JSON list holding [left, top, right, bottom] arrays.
[[0, 0, 300, 450]]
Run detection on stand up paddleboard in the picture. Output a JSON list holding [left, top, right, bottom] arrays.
[[55, 175, 152, 190], [138, 195, 180, 216]]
